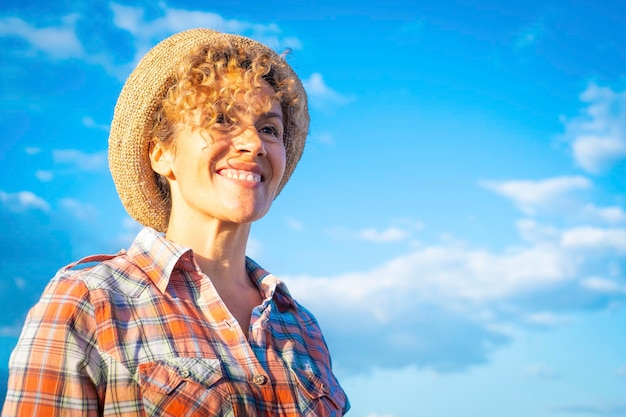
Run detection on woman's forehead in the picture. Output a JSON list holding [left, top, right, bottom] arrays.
[[226, 81, 283, 114]]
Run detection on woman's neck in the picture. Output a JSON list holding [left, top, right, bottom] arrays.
[[165, 217, 251, 286]]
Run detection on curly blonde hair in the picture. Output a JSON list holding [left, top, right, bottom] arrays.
[[151, 38, 303, 207]]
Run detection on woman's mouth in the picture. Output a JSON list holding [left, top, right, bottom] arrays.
[[218, 168, 263, 183]]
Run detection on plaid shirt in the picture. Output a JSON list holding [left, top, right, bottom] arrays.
[[3, 227, 349, 416]]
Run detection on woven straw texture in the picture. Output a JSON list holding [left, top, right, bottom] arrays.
[[108, 28, 309, 232]]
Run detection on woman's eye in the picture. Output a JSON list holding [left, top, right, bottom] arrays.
[[260, 126, 277, 135], [259, 125, 283, 141]]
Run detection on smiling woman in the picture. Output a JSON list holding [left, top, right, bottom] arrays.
[[151, 82, 288, 231], [2, 29, 349, 417]]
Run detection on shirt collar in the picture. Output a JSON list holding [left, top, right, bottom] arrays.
[[127, 228, 298, 312], [126, 227, 194, 294], [246, 256, 298, 313]]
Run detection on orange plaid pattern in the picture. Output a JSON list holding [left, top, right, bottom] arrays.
[[2, 228, 349, 416]]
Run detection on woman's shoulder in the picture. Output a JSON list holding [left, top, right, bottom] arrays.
[[49, 250, 149, 298]]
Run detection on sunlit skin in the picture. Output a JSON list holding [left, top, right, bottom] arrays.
[[149, 81, 286, 333]]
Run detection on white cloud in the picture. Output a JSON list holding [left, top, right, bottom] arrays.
[[359, 227, 409, 243], [560, 226, 626, 252], [82, 116, 110, 132], [0, 190, 50, 212], [481, 176, 591, 215], [25, 147, 40, 155], [35, 170, 54, 182], [289, 239, 574, 311], [110, 2, 302, 68], [285, 217, 304, 232], [302, 73, 352, 112], [303, 73, 339, 97], [312, 132, 335, 145], [14, 277, 26, 290], [59, 198, 99, 222], [524, 363, 560, 381], [328, 219, 423, 243], [0, 14, 84, 59], [582, 204, 626, 224], [52, 149, 107, 172], [572, 136, 626, 173], [109, 2, 145, 34], [562, 83, 626, 174], [282, 217, 625, 372], [524, 311, 570, 326], [484, 178, 625, 226], [2, 4, 304, 79], [516, 218, 560, 243], [581, 277, 625, 294]]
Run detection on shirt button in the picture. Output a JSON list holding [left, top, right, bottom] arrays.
[[178, 368, 191, 378], [252, 374, 268, 386], [320, 382, 328, 393]]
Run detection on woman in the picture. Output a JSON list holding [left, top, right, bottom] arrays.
[[3, 29, 349, 416]]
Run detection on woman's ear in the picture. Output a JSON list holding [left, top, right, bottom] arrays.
[[149, 141, 175, 177]]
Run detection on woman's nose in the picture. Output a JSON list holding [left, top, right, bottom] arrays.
[[234, 127, 267, 157]]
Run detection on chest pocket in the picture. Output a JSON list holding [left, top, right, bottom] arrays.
[[291, 366, 349, 416], [138, 357, 234, 417]]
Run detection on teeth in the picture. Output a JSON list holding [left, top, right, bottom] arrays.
[[221, 169, 261, 182]]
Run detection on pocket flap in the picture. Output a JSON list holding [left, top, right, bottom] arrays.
[[291, 366, 347, 410], [138, 357, 223, 394]]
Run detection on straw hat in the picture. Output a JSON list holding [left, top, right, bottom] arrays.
[[108, 28, 309, 232]]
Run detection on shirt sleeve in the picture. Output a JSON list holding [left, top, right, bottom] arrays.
[[2, 275, 104, 416]]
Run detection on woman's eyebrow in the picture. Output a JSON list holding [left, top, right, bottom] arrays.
[[262, 111, 283, 121]]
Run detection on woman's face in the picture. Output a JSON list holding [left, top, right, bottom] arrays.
[[152, 81, 287, 227]]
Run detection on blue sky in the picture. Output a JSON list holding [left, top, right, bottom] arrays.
[[1, 1, 625, 416]]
